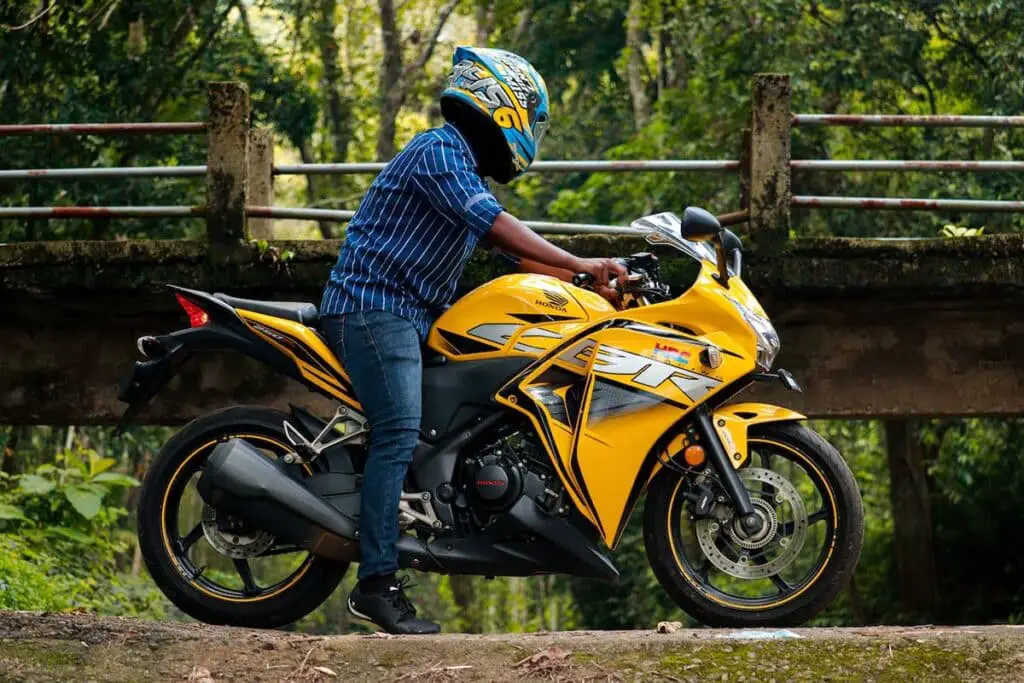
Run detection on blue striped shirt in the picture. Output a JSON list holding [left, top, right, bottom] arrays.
[[321, 123, 505, 339]]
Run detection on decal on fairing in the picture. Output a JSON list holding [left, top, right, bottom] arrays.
[[590, 345, 722, 403]]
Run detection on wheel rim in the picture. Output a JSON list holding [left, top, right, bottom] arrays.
[[666, 437, 839, 610], [159, 432, 316, 603]]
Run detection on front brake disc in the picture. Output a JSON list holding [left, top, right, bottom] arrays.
[[694, 468, 808, 579]]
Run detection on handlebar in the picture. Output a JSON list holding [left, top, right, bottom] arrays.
[[571, 252, 670, 307]]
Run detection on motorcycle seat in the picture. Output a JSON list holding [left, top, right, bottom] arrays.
[[213, 293, 320, 327]]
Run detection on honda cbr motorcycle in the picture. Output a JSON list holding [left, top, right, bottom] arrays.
[[121, 207, 863, 629]]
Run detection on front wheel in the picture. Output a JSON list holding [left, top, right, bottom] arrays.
[[137, 406, 349, 628], [644, 422, 863, 627]]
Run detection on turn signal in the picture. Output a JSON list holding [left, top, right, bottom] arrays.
[[700, 346, 723, 369], [683, 445, 706, 467]]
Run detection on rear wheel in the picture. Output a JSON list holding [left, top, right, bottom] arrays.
[[137, 406, 349, 628], [644, 422, 863, 627]]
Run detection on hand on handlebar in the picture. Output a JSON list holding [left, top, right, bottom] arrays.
[[571, 258, 628, 308], [572, 257, 629, 288]]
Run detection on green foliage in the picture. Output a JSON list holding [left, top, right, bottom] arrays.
[[0, 437, 167, 618], [0, 449, 139, 532], [941, 224, 985, 238]]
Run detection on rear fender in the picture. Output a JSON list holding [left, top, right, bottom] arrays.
[[116, 287, 304, 431], [712, 403, 807, 469]]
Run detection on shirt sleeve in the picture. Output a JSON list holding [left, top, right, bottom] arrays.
[[411, 135, 504, 238]]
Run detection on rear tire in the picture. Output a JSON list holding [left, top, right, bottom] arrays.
[[644, 422, 863, 627], [137, 406, 349, 628]]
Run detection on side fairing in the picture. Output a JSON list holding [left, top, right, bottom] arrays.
[[427, 273, 615, 360], [496, 319, 752, 548], [237, 310, 362, 411]]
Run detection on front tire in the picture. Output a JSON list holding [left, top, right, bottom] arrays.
[[644, 422, 864, 627], [137, 406, 349, 628]]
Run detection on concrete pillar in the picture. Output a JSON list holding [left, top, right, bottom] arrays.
[[206, 82, 250, 244], [749, 74, 791, 250], [738, 126, 752, 213], [248, 128, 274, 240]]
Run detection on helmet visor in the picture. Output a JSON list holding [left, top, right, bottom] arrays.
[[533, 115, 549, 148]]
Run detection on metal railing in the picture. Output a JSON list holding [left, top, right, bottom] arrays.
[[0, 122, 207, 136], [792, 114, 1024, 128], [789, 111, 1024, 216], [272, 159, 740, 176], [2, 76, 1022, 243]]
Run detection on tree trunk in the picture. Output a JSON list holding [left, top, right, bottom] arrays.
[[375, 0, 460, 161], [625, 0, 651, 130], [299, 142, 337, 238], [884, 419, 938, 619], [317, 0, 352, 161], [1, 426, 22, 475], [475, 0, 496, 46], [375, 0, 404, 161], [511, 7, 534, 48], [449, 575, 480, 632]]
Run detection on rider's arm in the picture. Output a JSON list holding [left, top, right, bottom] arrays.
[[486, 212, 627, 286], [515, 257, 575, 281]]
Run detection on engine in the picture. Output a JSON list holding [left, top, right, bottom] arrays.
[[458, 430, 562, 520]]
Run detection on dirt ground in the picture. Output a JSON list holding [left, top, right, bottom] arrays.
[[1, 611, 1023, 682]]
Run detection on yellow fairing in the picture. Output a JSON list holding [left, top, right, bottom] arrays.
[[492, 260, 772, 548], [427, 273, 615, 360], [236, 310, 362, 411], [711, 403, 807, 469]]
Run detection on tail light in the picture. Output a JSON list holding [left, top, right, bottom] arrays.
[[175, 293, 209, 327]]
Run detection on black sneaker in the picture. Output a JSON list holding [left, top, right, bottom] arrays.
[[347, 576, 441, 635]]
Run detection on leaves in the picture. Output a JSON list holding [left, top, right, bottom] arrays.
[[64, 486, 104, 520], [18, 474, 55, 495], [941, 224, 986, 238], [88, 455, 117, 477], [514, 646, 574, 678], [91, 472, 141, 488], [0, 503, 27, 521], [45, 526, 94, 544]]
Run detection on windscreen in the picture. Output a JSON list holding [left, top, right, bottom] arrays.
[[629, 212, 718, 266]]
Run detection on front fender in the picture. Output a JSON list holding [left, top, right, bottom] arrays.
[[712, 403, 807, 469]]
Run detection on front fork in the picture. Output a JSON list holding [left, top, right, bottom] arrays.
[[691, 405, 762, 535]]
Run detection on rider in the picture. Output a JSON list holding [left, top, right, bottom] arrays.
[[320, 47, 626, 634]]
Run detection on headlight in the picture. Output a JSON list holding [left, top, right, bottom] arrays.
[[729, 299, 781, 370], [748, 313, 780, 370]]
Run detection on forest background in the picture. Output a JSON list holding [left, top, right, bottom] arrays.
[[1, 0, 1023, 632]]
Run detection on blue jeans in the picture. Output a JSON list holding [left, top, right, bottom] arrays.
[[321, 311, 422, 580]]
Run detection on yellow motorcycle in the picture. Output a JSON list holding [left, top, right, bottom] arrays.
[[122, 207, 863, 629]]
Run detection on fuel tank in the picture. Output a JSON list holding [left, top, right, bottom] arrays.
[[427, 274, 615, 360]]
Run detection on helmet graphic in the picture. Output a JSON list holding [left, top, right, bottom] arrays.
[[440, 47, 549, 179]]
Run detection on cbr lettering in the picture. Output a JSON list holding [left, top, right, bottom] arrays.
[[591, 345, 720, 401]]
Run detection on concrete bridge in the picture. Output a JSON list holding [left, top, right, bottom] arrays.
[[2, 75, 1023, 425]]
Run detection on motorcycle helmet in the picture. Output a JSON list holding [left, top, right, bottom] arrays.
[[440, 47, 549, 184]]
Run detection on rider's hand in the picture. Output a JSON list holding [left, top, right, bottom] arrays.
[[573, 257, 628, 288], [595, 284, 621, 308]]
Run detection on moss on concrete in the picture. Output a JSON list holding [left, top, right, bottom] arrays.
[[2, 618, 1023, 683], [1, 234, 1022, 313]]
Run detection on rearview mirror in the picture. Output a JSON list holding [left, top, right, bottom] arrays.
[[680, 207, 722, 242], [722, 229, 743, 276]]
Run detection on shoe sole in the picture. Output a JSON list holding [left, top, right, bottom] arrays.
[[347, 597, 440, 635]]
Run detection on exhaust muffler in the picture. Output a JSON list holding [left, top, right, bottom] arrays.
[[196, 438, 359, 562]]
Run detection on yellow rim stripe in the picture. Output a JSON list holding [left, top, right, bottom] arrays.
[[159, 433, 314, 604], [665, 438, 839, 611]]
